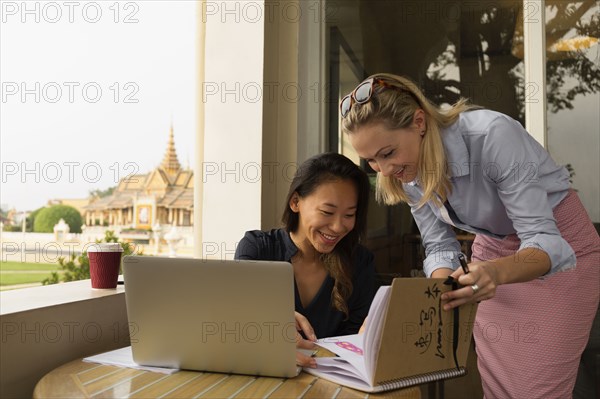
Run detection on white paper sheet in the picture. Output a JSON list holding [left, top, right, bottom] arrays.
[[83, 346, 179, 375]]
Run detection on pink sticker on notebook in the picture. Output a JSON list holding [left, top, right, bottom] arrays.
[[335, 341, 364, 355]]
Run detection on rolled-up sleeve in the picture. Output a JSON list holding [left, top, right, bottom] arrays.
[[482, 116, 576, 275], [407, 188, 462, 277]]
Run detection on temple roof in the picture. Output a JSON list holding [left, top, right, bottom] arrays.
[[82, 126, 193, 212], [157, 187, 194, 209], [84, 194, 133, 210], [160, 125, 181, 176]]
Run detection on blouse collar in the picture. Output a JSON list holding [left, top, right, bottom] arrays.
[[281, 229, 299, 261]]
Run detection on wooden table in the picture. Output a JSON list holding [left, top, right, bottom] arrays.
[[33, 359, 421, 399]]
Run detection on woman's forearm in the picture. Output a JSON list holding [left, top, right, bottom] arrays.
[[431, 268, 453, 278], [484, 247, 551, 285], [430, 247, 550, 285]]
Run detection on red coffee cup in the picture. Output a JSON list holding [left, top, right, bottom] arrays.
[[88, 243, 124, 289]]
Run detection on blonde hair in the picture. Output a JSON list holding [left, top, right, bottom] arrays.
[[341, 73, 479, 208]]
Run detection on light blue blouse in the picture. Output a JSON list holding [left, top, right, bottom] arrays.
[[404, 109, 575, 277]]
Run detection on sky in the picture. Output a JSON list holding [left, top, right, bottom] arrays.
[[0, 0, 197, 212], [1, 1, 597, 222]]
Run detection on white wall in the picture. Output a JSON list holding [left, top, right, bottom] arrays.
[[0, 282, 129, 398], [200, 1, 266, 259]]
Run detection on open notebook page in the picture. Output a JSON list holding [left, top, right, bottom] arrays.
[[363, 285, 391, 383]]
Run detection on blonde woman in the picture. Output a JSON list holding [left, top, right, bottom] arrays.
[[341, 73, 599, 398]]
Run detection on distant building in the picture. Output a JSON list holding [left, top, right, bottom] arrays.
[[82, 127, 193, 229], [5, 208, 23, 226], [3, 209, 26, 230], [0, 214, 12, 226]]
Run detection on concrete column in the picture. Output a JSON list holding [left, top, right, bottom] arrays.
[[201, 0, 265, 259]]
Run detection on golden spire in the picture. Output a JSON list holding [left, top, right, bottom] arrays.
[[160, 124, 181, 176]]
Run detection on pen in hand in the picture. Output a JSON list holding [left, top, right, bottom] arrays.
[[458, 253, 481, 303], [444, 253, 470, 287], [458, 253, 469, 274]]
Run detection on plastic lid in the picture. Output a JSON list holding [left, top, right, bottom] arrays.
[[87, 242, 124, 252]]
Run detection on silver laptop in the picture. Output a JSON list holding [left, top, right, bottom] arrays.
[[122, 256, 299, 378]]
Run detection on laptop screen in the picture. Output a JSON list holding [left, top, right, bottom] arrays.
[[123, 256, 299, 378]]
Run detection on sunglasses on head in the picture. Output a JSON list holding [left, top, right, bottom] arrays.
[[340, 77, 395, 119]]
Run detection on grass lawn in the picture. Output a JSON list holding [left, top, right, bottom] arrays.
[[0, 273, 57, 286], [0, 261, 60, 272], [0, 261, 62, 287]]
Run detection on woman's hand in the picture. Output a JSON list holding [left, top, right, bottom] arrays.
[[441, 260, 500, 311], [295, 312, 317, 368], [441, 248, 551, 310]]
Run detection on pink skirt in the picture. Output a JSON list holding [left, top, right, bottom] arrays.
[[471, 190, 599, 399]]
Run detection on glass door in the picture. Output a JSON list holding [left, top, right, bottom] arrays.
[[326, 1, 529, 277], [544, 1, 600, 227]]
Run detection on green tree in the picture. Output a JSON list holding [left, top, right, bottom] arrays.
[[3, 224, 21, 232], [42, 230, 139, 285], [33, 205, 83, 233], [26, 207, 45, 232]]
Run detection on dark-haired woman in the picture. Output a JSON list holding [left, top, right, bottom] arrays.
[[235, 152, 376, 368]]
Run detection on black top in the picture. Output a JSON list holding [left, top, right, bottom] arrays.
[[234, 228, 377, 338]]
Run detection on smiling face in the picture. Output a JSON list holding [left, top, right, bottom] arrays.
[[348, 111, 425, 183], [290, 179, 358, 256]]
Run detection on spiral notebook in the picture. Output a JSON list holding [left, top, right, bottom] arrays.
[[304, 278, 478, 393]]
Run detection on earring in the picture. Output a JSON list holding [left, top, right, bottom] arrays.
[[420, 130, 425, 136]]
